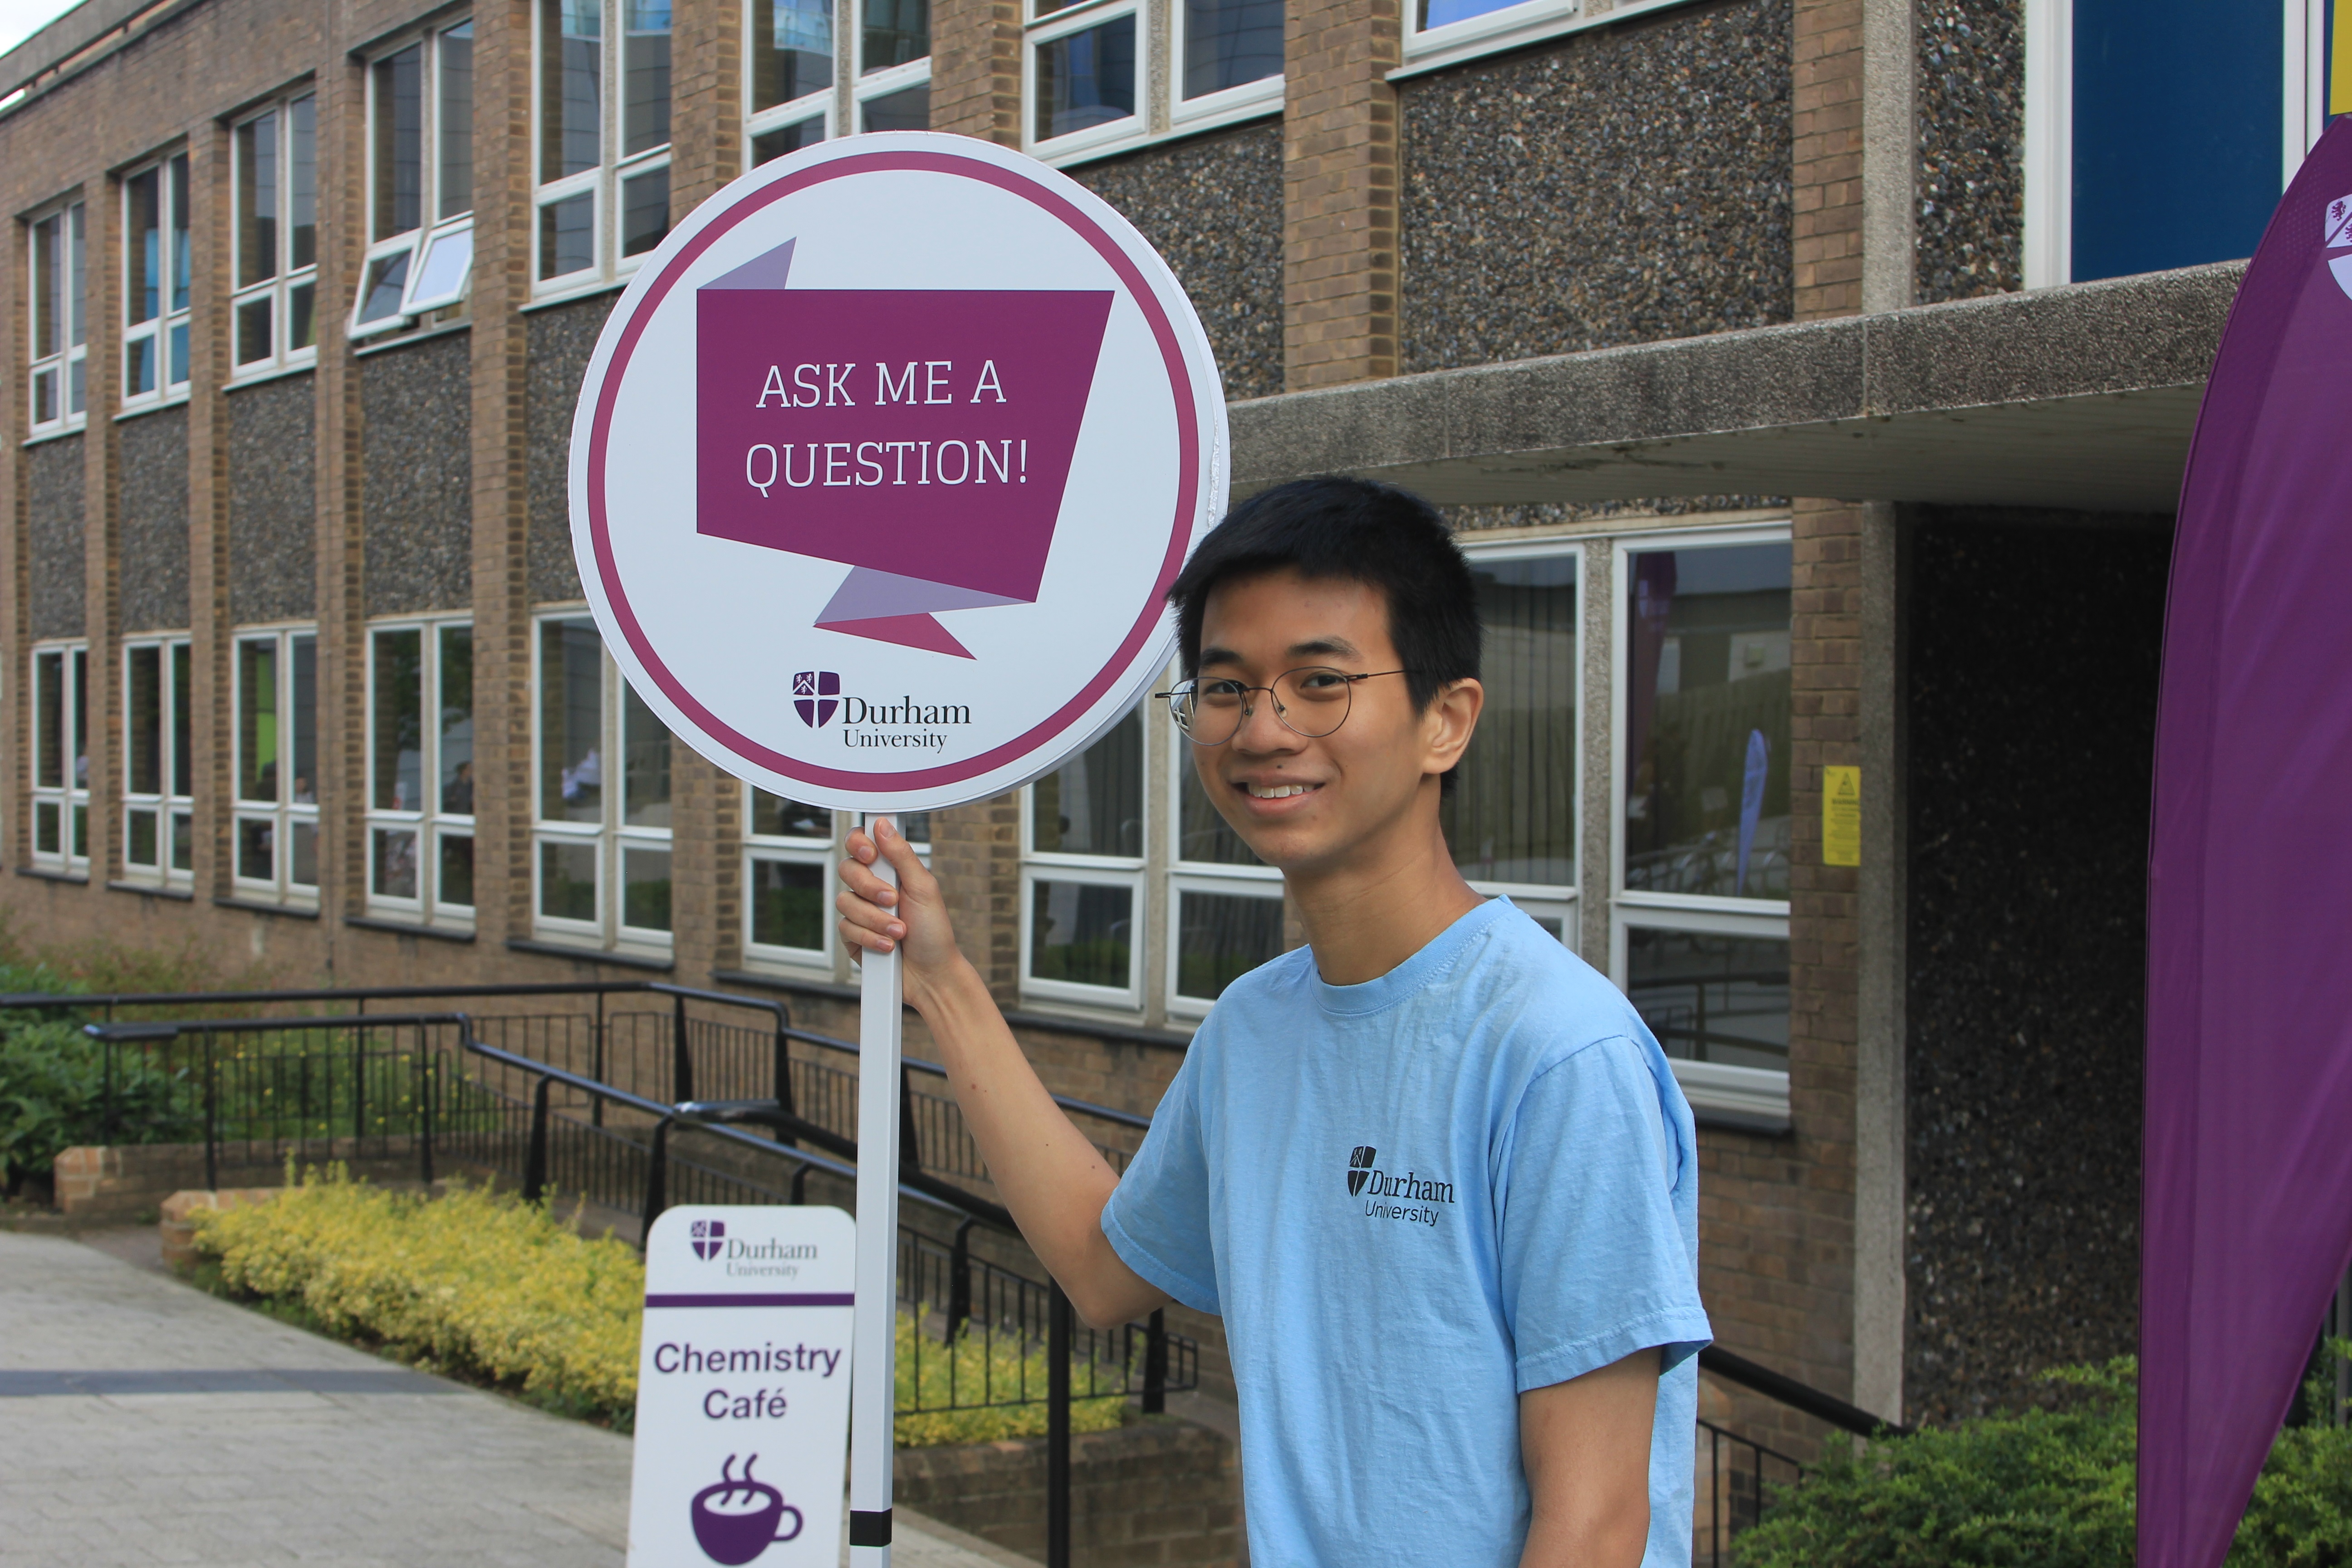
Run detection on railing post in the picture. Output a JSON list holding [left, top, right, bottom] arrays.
[[945, 1218, 975, 1343], [773, 1011, 795, 1117], [1143, 1307, 1167, 1415], [101, 1038, 117, 1144], [593, 993, 608, 1127], [418, 1044, 436, 1186], [202, 1035, 218, 1193], [672, 992, 692, 1103], [898, 1063, 921, 1174], [643, 1117, 671, 1238], [352, 1023, 366, 1152], [1048, 1282, 1072, 1568], [524, 1074, 553, 1202]]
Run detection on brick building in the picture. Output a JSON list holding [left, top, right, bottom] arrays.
[[0, 0, 2300, 1446]]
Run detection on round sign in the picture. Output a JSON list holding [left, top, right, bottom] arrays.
[[569, 133, 1229, 812]]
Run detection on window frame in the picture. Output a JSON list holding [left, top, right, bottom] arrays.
[[529, 610, 678, 956], [353, 20, 477, 340], [851, 0, 932, 132], [741, 789, 840, 971], [119, 636, 194, 888], [1022, 0, 1144, 160], [228, 93, 321, 382], [1161, 703, 1282, 1018], [742, 0, 837, 165], [363, 615, 477, 929], [530, 0, 675, 299], [1607, 520, 1793, 1123], [1020, 707, 1149, 1010], [29, 641, 90, 875], [119, 150, 192, 411], [2021, 0, 2320, 288], [230, 625, 321, 905], [27, 200, 87, 436]]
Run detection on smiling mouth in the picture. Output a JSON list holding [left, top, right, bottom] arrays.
[[1243, 782, 1320, 799]]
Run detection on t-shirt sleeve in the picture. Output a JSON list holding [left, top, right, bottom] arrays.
[[1100, 1048, 1222, 1316], [1497, 1034, 1711, 1394]]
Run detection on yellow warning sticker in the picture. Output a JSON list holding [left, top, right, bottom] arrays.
[[1823, 765, 1861, 867]]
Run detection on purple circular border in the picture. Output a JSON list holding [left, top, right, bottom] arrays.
[[584, 148, 1203, 793]]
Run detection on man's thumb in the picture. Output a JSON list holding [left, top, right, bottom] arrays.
[[875, 817, 926, 882]]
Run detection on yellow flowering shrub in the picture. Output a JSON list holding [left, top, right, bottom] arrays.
[[190, 1167, 1134, 1446]]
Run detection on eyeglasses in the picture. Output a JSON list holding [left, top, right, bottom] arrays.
[[1153, 667, 1413, 747]]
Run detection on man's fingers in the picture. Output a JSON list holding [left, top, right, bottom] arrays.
[[873, 818, 930, 888]]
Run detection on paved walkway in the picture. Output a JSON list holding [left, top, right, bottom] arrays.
[[0, 1231, 1026, 1568]]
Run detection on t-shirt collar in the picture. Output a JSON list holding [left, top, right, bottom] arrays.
[[1308, 896, 1514, 1018]]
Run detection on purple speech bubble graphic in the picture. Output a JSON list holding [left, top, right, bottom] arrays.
[[697, 239, 1114, 658]]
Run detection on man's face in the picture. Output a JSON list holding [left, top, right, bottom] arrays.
[[1190, 568, 1445, 874]]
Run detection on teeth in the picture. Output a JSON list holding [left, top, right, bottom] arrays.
[[1247, 783, 1314, 799]]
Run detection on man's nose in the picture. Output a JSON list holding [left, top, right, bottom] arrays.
[[1230, 690, 1297, 752]]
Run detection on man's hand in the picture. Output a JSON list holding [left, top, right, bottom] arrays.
[[836, 819, 1168, 1330], [1518, 1349, 1659, 1568]]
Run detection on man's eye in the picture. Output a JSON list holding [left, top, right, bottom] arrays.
[[1198, 681, 1248, 701], [1294, 671, 1349, 693]]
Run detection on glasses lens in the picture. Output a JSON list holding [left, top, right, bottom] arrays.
[[1273, 667, 1354, 738], [1176, 679, 1247, 745]]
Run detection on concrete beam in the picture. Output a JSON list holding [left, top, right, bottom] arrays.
[[1230, 262, 2239, 513]]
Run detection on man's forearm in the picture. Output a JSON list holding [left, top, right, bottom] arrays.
[[911, 956, 1167, 1328]]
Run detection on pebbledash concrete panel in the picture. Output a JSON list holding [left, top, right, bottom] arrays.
[[226, 373, 318, 624], [360, 330, 474, 616], [1230, 261, 2236, 511], [1398, 0, 1794, 372], [119, 404, 191, 634], [1073, 122, 1285, 402], [24, 432, 85, 641], [1902, 509, 2168, 1425], [528, 294, 616, 606], [1916, 0, 2025, 304]]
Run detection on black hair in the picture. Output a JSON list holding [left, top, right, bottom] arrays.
[[1167, 476, 1480, 778]]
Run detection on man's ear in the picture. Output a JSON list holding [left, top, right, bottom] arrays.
[[1421, 678, 1484, 778]]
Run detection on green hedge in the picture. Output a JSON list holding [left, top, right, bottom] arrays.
[[1737, 1360, 2352, 1568]]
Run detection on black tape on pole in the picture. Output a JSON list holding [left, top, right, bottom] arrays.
[[849, 1509, 893, 1547]]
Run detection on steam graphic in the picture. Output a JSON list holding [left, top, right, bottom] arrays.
[[696, 238, 1115, 658]]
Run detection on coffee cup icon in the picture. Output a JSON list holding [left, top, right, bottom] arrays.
[[691, 1453, 804, 1565]]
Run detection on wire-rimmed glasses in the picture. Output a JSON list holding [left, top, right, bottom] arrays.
[[1153, 667, 1412, 746]]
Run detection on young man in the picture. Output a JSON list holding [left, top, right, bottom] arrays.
[[838, 477, 1710, 1568]]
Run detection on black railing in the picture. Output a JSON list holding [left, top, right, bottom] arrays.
[[35, 977, 1895, 1562]]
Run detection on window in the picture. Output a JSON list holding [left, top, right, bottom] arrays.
[[122, 638, 193, 886], [2025, 0, 2329, 285], [856, 0, 930, 134], [534, 615, 675, 950], [1445, 544, 1580, 939], [28, 201, 86, 433], [29, 644, 89, 874], [122, 152, 191, 406], [746, 0, 833, 163], [1022, 708, 1146, 1006], [1026, 0, 1136, 154], [230, 95, 319, 375], [1174, 0, 1281, 121], [742, 790, 929, 974], [233, 628, 320, 902], [367, 620, 476, 925], [1399, 0, 1583, 72], [1167, 754, 1282, 1013], [1614, 530, 1791, 1113], [354, 22, 475, 337], [534, 0, 673, 290]]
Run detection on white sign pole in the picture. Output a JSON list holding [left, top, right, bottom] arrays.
[[849, 823, 902, 1566]]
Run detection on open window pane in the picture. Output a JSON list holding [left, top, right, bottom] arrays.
[[1182, 0, 1281, 99], [539, 618, 604, 823], [1444, 554, 1576, 887], [238, 641, 278, 801], [1035, 15, 1135, 141], [1625, 927, 1789, 1071], [1032, 708, 1142, 856], [372, 628, 425, 811], [1176, 887, 1282, 1002], [623, 0, 672, 157], [543, 0, 603, 181], [358, 248, 414, 325], [1029, 879, 1132, 989], [750, 858, 824, 949], [374, 46, 425, 240], [439, 24, 475, 220], [862, 0, 927, 71], [127, 646, 162, 796], [440, 625, 475, 815], [237, 113, 279, 288], [404, 223, 473, 312], [861, 83, 928, 132], [1622, 544, 1791, 900], [753, 0, 832, 110], [1418, 0, 1524, 29]]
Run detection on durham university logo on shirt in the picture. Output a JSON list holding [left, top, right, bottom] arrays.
[[1347, 1144, 1456, 1227]]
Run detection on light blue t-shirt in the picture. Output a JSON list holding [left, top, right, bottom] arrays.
[[1102, 897, 1711, 1568]]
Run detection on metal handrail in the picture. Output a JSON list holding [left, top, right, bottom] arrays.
[[1697, 1345, 1907, 1437]]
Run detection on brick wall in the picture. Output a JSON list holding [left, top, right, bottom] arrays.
[[1282, 0, 1400, 388], [1792, 0, 1863, 321]]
